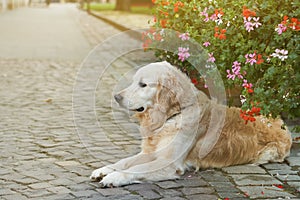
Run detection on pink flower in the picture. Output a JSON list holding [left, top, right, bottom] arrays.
[[226, 61, 243, 80], [210, 13, 217, 21], [203, 41, 211, 47], [243, 17, 262, 32], [179, 33, 190, 41], [275, 23, 287, 35], [244, 17, 254, 32], [207, 53, 215, 63], [245, 53, 257, 65], [242, 79, 253, 88], [178, 47, 190, 62], [200, 7, 209, 22]]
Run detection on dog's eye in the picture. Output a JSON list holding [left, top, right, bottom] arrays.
[[139, 82, 147, 88]]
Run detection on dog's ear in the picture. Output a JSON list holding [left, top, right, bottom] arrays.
[[155, 76, 181, 118]]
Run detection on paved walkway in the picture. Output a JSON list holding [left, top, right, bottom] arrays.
[[0, 3, 299, 200]]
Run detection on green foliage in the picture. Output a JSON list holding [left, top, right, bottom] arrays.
[[148, 0, 300, 124]]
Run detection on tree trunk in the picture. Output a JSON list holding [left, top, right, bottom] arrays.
[[115, 0, 131, 11]]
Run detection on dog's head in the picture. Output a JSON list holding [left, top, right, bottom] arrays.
[[114, 61, 198, 133]]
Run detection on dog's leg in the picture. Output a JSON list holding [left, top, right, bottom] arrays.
[[256, 141, 290, 164], [90, 152, 154, 181], [99, 133, 198, 187], [99, 158, 181, 187]]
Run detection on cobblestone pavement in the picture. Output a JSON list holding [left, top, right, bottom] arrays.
[[0, 4, 299, 200]]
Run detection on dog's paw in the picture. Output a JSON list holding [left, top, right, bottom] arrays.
[[90, 166, 115, 182], [99, 171, 132, 187]]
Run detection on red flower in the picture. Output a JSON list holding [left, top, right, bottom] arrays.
[[219, 33, 226, 40], [154, 33, 163, 41], [174, 1, 184, 13], [282, 15, 289, 24], [273, 184, 284, 189], [160, 10, 169, 17], [214, 27, 226, 40], [243, 6, 256, 18], [160, 19, 168, 28], [289, 17, 300, 31], [247, 88, 254, 93], [244, 192, 250, 197], [215, 8, 224, 16], [256, 54, 264, 64], [240, 106, 261, 124], [161, 0, 170, 6], [191, 78, 198, 85], [142, 39, 152, 50]]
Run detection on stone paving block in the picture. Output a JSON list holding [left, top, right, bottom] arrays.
[[286, 156, 300, 167], [287, 181, 300, 193], [31, 174, 56, 182], [156, 180, 182, 189], [96, 188, 130, 197], [28, 182, 53, 189], [0, 168, 12, 176], [135, 189, 161, 199], [238, 186, 296, 199], [262, 163, 292, 170], [160, 197, 186, 200], [23, 189, 53, 198], [30, 193, 76, 200], [125, 183, 160, 191], [156, 188, 182, 197], [230, 174, 282, 186], [104, 194, 144, 200], [3, 194, 29, 200], [47, 186, 72, 194], [72, 189, 101, 198], [186, 194, 219, 200], [55, 161, 81, 167], [35, 141, 59, 148], [222, 164, 266, 174], [0, 189, 16, 195], [276, 174, 300, 181], [267, 169, 298, 175], [200, 170, 231, 183], [209, 182, 240, 193], [48, 178, 74, 186], [181, 187, 215, 195], [175, 177, 209, 187], [13, 177, 39, 185], [68, 183, 97, 191], [217, 191, 248, 199]]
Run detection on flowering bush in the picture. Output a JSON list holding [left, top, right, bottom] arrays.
[[145, 0, 300, 126]]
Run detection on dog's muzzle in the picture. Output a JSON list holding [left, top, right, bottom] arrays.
[[114, 94, 144, 112]]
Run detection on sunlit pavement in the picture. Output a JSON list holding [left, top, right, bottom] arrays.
[[0, 4, 299, 199]]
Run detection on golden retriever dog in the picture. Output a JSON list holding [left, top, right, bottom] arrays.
[[90, 61, 292, 187]]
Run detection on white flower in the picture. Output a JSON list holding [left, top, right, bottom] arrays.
[[227, 21, 231, 27], [271, 49, 288, 61]]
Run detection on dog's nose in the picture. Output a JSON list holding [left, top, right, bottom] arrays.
[[114, 94, 123, 103]]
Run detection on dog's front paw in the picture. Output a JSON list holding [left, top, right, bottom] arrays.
[[99, 172, 133, 187], [90, 166, 115, 182]]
